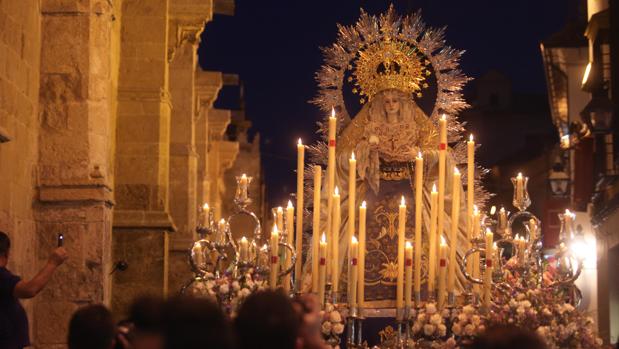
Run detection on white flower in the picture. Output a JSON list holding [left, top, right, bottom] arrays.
[[417, 313, 426, 323], [430, 314, 442, 325], [464, 324, 475, 336], [516, 293, 526, 301], [563, 303, 574, 313], [425, 303, 437, 314], [520, 300, 532, 309], [441, 309, 450, 318], [463, 305, 475, 315], [536, 326, 549, 337], [438, 324, 447, 337], [458, 313, 468, 323], [325, 303, 335, 313], [232, 281, 241, 291], [329, 311, 342, 323], [471, 315, 481, 326], [542, 308, 552, 317], [219, 284, 229, 294], [516, 307, 525, 316], [333, 323, 345, 335], [423, 324, 435, 336], [321, 321, 332, 335], [452, 323, 462, 336], [509, 299, 518, 308], [412, 323, 422, 334], [240, 288, 251, 297]]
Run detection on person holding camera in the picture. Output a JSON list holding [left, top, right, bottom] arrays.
[[0, 231, 68, 349]]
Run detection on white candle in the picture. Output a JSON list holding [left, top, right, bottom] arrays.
[[349, 235, 359, 309], [438, 236, 447, 310], [295, 139, 305, 290], [397, 196, 406, 312], [332, 187, 341, 294], [347, 152, 356, 299], [483, 229, 494, 309], [467, 135, 475, 276], [405, 241, 413, 308], [270, 224, 280, 289], [312, 165, 322, 292], [437, 115, 448, 276], [240, 173, 248, 201], [201, 203, 210, 228], [447, 167, 461, 298], [358, 201, 367, 309], [217, 219, 226, 244], [515, 172, 524, 203], [326, 108, 337, 278], [472, 206, 481, 297], [428, 184, 438, 293], [239, 236, 249, 262], [276, 206, 284, 234], [318, 233, 327, 307], [284, 201, 295, 293], [414, 153, 423, 297]]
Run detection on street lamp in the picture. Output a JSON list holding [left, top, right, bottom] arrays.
[[580, 90, 614, 134], [549, 161, 570, 197]]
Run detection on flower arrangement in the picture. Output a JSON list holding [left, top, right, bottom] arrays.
[[411, 303, 451, 340], [320, 303, 345, 349], [450, 304, 486, 342]]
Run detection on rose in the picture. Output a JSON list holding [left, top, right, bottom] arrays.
[[219, 284, 230, 294], [412, 322, 422, 334], [437, 324, 447, 337], [463, 305, 475, 315], [321, 321, 332, 335], [471, 315, 481, 326], [333, 323, 345, 335], [458, 313, 468, 323], [232, 281, 241, 291], [519, 300, 532, 309], [417, 313, 426, 323], [325, 303, 335, 313], [425, 303, 437, 315], [452, 323, 462, 336], [329, 311, 342, 323], [464, 324, 475, 336], [430, 314, 442, 325], [423, 324, 435, 336]]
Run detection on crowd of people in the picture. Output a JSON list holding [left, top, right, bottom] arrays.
[[1, 230, 553, 349]]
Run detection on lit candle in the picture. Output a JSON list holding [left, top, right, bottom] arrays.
[[397, 196, 406, 312], [405, 241, 413, 308], [295, 139, 305, 290], [349, 235, 359, 309], [239, 236, 249, 262], [240, 173, 248, 201], [325, 108, 337, 277], [428, 184, 438, 294], [498, 207, 507, 234], [472, 206, 481, 298], [270, 224, 280, 289], [414, 152, 423, 298], [284, 201, 295, 293], [483, 229, 494, 309], [438, 236, 447, 310], [276, 206, 284, 234], [447, 167, 461, 298], [348, 152, 357, 293], [515, 172, 524, 204], [437, 115, 448, 275], [217, 219, 226, 244], [467, 135, 475, 276], [528, 218, 537, 243], [332, 187, 341, 294], [312, 165, 322, 292], [358, 201, 367, 309], [318, 233, 327, 307], [201, 203, 210, 228]]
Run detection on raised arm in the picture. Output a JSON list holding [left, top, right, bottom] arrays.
[[14, 247, 67, 299]]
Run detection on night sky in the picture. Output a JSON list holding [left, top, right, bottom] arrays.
[[198, 0, 571, 208]]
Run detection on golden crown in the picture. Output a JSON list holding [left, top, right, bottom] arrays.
[[348, 39, 430, 103]]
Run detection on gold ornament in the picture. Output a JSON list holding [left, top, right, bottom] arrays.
[[350, 39, 429, 102]]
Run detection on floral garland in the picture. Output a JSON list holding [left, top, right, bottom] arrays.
[[320, 303, 345, 349]]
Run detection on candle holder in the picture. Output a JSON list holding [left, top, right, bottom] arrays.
[[346, 306, 359, 348], [234, 175, 253, 209], [510, 174, 531, 212]]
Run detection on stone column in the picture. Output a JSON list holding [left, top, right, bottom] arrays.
[[35, 0, 116, 347], [165, 0, 214, 292], [112, 0, 176, 315]]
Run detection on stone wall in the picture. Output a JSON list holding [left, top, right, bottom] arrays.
[[0, 0, 42, 340]]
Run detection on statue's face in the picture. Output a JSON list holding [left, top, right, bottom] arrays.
[[383, 92, 400, 116]]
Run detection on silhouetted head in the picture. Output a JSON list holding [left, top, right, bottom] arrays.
[[0, 231, 10, 260], [471, 325, 547, 349], [68, 304, 115, 349]]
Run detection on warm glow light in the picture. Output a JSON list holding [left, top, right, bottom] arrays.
[[405, 241, 412, 249], [517, 172, 523, 179], [331, 107, 336, 118], [440, 235, 447, 246], [473, 205, 479, 214], [490, 206, 497, 215], [288, 200, 293, 208], [241, 236, 247, 243], [298, 138, 303, 146], [582, 62, 592, 86], [241, 173, 247, 179], [351, 235, 358, 244], [560, 135, 570, 149], [441, 114, 447, 121], [334, 186, 340, 196], [321, 233, 327, 243], [499, 207, 505, 214], [400, 195, 406, 206], [361, 201, 367, 209], [417, 151, 423, 159], [202, 203, 209, 210], [432, 183, 437, 193], [454, 167, 460, 176], [277, 206, 283, 213], [272, 223, 279, 234], [469, 134, 474, 142], [220, 218, 226, 224], [351, 151, 356, 161], [486, 228, 493, 236]]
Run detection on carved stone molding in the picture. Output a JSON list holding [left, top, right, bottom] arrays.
[[208, 109, 231, 139], [195, 70, 223, 118], [0, 126, 11, 143], [113, 209, 177, 232]]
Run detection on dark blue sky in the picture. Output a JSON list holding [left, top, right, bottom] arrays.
[[198, 0, 571, 207]]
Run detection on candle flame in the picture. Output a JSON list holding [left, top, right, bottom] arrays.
[[321, 233, 326, 243], [202, 203, 209, 210], [469, 134, 474, 142], [432, 183, 437, 193], [361, 201, 367, 209], [287, 200, 293, 208], [334, 186, 339, 196], [499, 207, 505, 213], [400, 195, 406, 206], [241, 236, 247, 243], [473, 205, 479, 214], [493, 242, 498, 249], [440, 235, 446, 246], [351, 235, 358, 244], [454, 167, 460, 176], [331, 107, 336, 118], [486, 228, 493, 236], [490, 205, 497, 215], [515, 234, 520, 240], [351, 151, 356, 161], [241, 173, 247, 179], [441, 114, 447, 121], [219, 218, 226, 224], [405, 241, 412, 249], [298, 138, 303, 146], [517, 172, 523, 179], [277, 206, 283, 213], [417, 151, 423, 159], [272, 223, 279, 234]]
